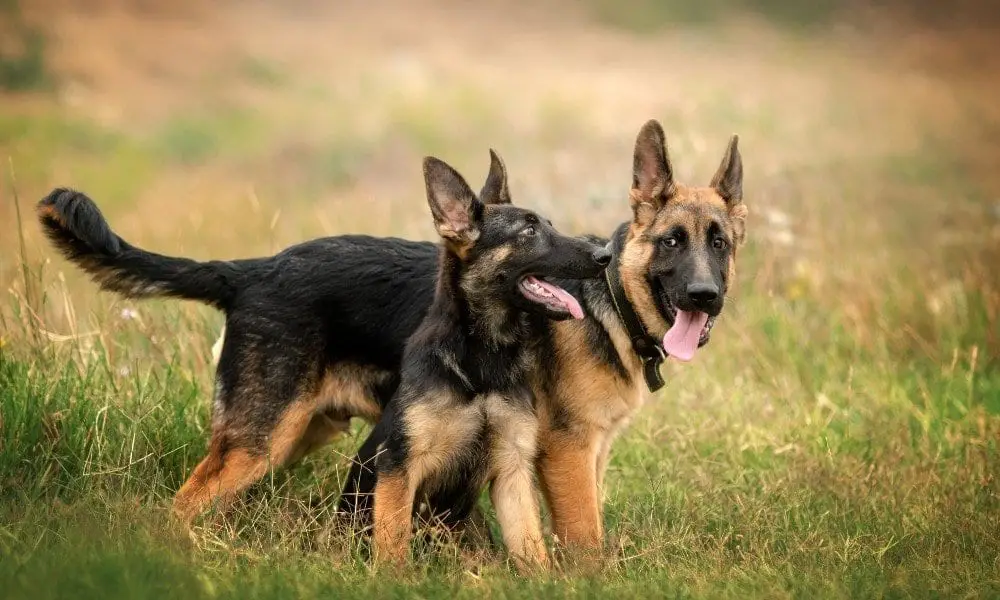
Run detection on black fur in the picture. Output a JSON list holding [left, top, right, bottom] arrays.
[[38, 188, 248, 311], [39, 188, 441, 374]]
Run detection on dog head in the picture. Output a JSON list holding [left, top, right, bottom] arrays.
[[423, 151, 610, 322], [618, 119, 748, 361]]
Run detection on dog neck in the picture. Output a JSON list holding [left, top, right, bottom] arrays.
[[429, 243, 534, 357], [409, 246, 536, 395], [601, 225, 666, 393]]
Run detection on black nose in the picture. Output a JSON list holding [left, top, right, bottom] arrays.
[[686, 282, 719, 307], [592, 248, 612, 267]]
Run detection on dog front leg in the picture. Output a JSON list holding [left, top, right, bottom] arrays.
[[373, 468, 417, 567], [490, 463, 549, 574], [537, 430, 604, 555]]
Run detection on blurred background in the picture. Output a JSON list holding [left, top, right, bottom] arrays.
[[2, 0, 999, 334], [1, 0, 997, 353], [0, 0, 998, 592]]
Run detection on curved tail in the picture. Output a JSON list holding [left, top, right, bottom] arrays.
[[37, 188, 244, 311]]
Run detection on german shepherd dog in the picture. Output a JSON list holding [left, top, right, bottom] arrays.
[[367, 155, 608, 572], [343, 120, 747, 557], [37, 119, 746, 558]]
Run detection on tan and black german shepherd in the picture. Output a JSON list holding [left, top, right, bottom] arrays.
[[37, 119, 747, 561], [368, 155, 608, 572]]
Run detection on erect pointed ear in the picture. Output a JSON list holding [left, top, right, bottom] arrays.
[[630, 119, 675, 226], [424, 156, 483, 247], [479, 148, 511, 205], [711, 135, 748, 246], [710, 134, 742, 207]]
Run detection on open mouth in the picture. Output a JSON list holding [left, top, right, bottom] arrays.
[[518, 275, 584, 319], [655, 285, 716, 362], [661, 302, 715, 354]]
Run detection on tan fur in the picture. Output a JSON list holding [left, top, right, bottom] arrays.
[[373, 472, 413, 565], [285, 411, 351, 466], [444, 238, 474, 261], [534, 318, 643, 554], [727, 203, 749, 283], [37, 203, 62, 224], [462, 243, 514, 299], [316, 364, 385, 421], [403, 399, 482, 484], [553, 317, 644, 426], [618, 230, 664, 338], [537, 432, 602, 550], [489, 245, 512, 262], [374, 394, 550, 573], [172, 399, 316, 523], [372, 397, 480, 567], [285, 364, 388, 463], [174, 362, 389, 522], [485, 395, 549, 571]]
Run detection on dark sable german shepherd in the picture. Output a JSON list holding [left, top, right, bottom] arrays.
[[37, 119, 747, 558], [369, 156, 608, 572]]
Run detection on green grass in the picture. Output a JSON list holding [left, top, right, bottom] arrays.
[[0, 1, 51, 93], [153, 110, 272, 166], [0, 29, 50, 92], [0, 113, 155, 202], [1, 259, 997, 598], [238, 56, 289, 89]]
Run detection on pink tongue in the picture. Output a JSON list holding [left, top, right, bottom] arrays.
[[528, 277, 584, 319], [662, 310, 709, 362]]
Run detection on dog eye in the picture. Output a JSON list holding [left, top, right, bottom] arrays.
[[522, 226, 536, 236], [713, 237, 728, 250], [662, 237, 679, 248]]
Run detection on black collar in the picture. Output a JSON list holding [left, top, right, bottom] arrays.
[[603, 240, 666, 393]]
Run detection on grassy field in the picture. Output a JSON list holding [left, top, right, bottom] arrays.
[[1, 1, 999, 598]]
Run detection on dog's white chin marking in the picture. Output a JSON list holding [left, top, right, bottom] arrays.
[[211, 326, 225, 365]]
